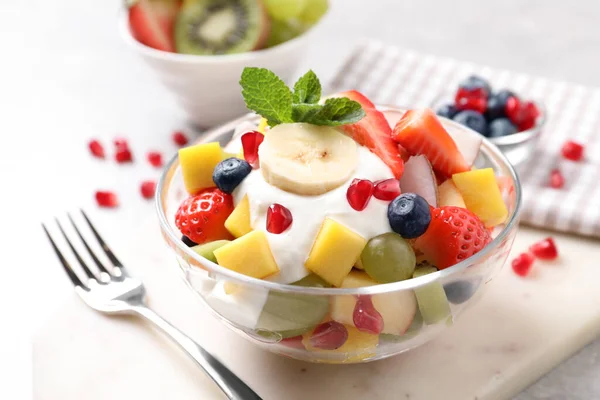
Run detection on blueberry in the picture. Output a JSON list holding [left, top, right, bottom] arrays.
[[485, 89, 515, 120], [459, 75, 492, 96], [387, 193, 431, 239], [212, 157, 252, 193], [488, 118, 517, 138], [443, 280, 478, 304], [181, 235, 198, 247], [436, 103, 458, 119], [453, 110, 488, 135]]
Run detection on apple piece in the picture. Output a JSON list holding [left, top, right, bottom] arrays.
[[399, 155, 438, 207], [445, 122, 482, 167], [437, 179, 466, 208]]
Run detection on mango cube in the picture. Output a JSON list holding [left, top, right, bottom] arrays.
[[452, 168, 508, 227], [305, 219, 367, 287], [224, 195, 252, 238], [302, 325, 379, 363], [179, 142, 223, 194], [257, 118, 268, 133], [213, 231, 279, 279], [437, 179, 466, 208]]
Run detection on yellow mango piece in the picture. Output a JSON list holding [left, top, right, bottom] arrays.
[[305, 219, 367, 287], [224, 195, 252, 238], [302, 325, 379, 363], [213, 231, 279, 279], [452, 168, 508, 227], [437, 179, 466, 208], [257, 118, 268, 133], [179, 142, 223, 194]]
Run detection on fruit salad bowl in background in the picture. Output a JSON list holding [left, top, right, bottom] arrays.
[[156, 105, 522, 364], [120, 0, 327, 127]]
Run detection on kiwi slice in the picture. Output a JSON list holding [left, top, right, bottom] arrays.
[[175, 0, 270, 55], [255, 274, 330, 338], [413, 265, 452, 325], [191, 240, 230, 263]]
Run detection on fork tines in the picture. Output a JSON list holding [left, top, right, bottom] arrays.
[[42, 210, 126, 288]]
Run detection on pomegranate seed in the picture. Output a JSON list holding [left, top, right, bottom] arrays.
[[279, 336, 305, 350], [140, 180, 156, 199], [346, 179, 374, 211], [95, 191, 118, 208], [266, 204, 293, 234], [512, 252, 535, 277], [353, 296, 384, 334], [373, 178, 401, 201], [241, 131, 264, 169], [88, 139, 105, 159], [529, 237, 558, 260], [309, 321, 348, 350], [561, 140, 584, 161], [455, 87, 487, 113], [113, 137, 129, 149], [172, 131, 189, 147], [115, 147, 133, 163], [549, 169, 565, 189], [147, 151, 163, 167]]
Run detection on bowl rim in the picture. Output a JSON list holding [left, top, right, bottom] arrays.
[[431, 94, 547, 146], [155, 106, 523, 295], [118, 8, 323, 64]]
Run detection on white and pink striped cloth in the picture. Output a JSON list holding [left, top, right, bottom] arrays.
[[328, 41, 600, 238]]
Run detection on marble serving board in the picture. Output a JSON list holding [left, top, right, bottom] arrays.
[[32, 214, 600, 400]]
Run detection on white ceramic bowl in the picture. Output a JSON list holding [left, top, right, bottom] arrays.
[[119, 13, 316, 127]]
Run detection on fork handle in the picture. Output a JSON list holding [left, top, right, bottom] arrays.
[[132, 305, 262, 400]]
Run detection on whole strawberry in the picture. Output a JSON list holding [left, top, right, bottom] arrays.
[[414, 206, 491, 269], [175, 188, 234, 244]]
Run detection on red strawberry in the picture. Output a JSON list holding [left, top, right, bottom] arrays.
[[392, 108, 469, 178], [174, 188, 234, 244], [414, 206, 491, 269], [336, 91, 405, 178], [128, 0, 180, 52]]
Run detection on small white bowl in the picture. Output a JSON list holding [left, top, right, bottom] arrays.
[[119, 12, 317, 127]]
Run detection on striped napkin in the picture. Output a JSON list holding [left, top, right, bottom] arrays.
[[328, 41, 600, 238]]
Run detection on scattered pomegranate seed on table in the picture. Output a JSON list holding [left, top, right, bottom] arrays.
[[512, 252, 535, 277], [115, 147, 133, 163], [140, 180, 157, 199], [347, 178, 374, 211], [373, 178, 401, 201], [241, 131, 264, 169], [309, 321, 348, 350], [561, 140, 585, 161], [147, 151, 163, 167], [113, 137, 129, 148], [172, 131, 189, 147], [353, 296, 384, 334], [266, 203, 293, 234], [529, 237, 559, 260], [95, 191, 119, 208], [549, 169, 565, 189], [88, 139, 105, 159]]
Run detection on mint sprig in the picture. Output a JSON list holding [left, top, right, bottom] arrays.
[[240, 67, 365, 127]]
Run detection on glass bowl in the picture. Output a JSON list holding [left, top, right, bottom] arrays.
[[156, 105, 522, 364], [431, 95, 546, 167]]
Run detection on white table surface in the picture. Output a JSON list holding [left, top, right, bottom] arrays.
[[2, 0, 600, 398]]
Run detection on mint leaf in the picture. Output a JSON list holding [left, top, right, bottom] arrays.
[[293, 97, 365, 126], [240, 67, 293, 126], [292, 70, 321, 104]]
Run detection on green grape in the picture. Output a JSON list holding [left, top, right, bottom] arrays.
[[255, 274, 329, 338], [360, 233, 416, 283], [191, 240, 230, 263], [297, 0, 328, 24], [413, 266, 452, 325], [266, 19, 307, 47], [263, 0, 307, 21]]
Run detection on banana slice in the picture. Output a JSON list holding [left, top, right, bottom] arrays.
[[259, 123, 358, 196]]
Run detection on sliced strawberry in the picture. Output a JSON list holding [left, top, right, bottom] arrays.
[[336, 91, 404, 178], [392, 108, 469, 178], [128, 0, 181, 52], [414, 206, 491, 269]]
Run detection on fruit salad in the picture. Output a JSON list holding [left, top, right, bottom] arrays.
[[127, 0, 328, 54], [173, 68, 510, 360], [436, 75, 542, 138]]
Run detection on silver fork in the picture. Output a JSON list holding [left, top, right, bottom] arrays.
[[42, 210, 262, 400]]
